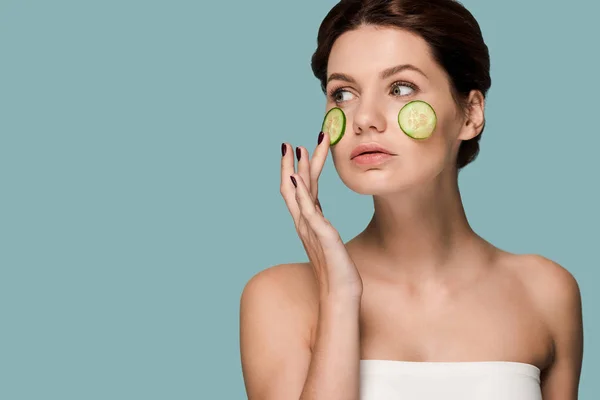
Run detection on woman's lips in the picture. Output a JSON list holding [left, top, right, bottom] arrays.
[[351, 152, 395, 165]]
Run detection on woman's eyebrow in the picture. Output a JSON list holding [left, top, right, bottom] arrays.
[[380, 64, 428, 80], [327, 73, 356, 84], [326, 63, 428, 85]]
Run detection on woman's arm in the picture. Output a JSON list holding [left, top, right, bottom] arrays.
[[300, 294, 361, 400], [240, 264, 361, 400], [532, 257, 584, 399]]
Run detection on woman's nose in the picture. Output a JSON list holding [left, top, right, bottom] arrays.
[[351, 94, 387, 135]]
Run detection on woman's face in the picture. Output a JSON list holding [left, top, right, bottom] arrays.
[[325, 25, 481, 195]]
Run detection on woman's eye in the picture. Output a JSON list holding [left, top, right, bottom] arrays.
[[334, 90, 354, 103], [391, 84, 414, 96], [331, 83, 414, 103]]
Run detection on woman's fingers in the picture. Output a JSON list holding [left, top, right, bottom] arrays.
[[281, 131, 329, 225], [310, 131, 330, 201], [290, 173, 333, 239], [295, 146, 310, 194], [315, 197, 323, 215], [280, 143, 300, 222]]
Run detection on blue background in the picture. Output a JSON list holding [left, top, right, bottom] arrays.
[[1, 0, 597, 398]]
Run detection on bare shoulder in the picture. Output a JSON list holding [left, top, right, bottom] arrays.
[[239, 263, 319, 398], [509, 254, 581, 310], [506, 253, 583, 341], [240, 262, 319, 342], [241, 262, 319, 308], [506, 253, 584, 395]]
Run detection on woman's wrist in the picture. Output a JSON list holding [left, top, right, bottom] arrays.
[[320, 292, 362, 313]]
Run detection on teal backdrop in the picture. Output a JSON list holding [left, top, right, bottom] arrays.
[[1, 0, 598, 398]]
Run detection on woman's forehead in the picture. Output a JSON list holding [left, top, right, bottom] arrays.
[[327, 26, 435, 79]]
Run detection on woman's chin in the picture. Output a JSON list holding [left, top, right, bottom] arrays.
[[342, 175, 410, 196]]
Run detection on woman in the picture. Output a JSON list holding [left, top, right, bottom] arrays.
[[240, 0, 583, 399]]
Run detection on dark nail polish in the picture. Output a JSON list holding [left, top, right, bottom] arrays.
[[281, 143, 287, 156], [296, 147, 301, 161], [290, 175, 297, 187], [318, 131, 324, 145]]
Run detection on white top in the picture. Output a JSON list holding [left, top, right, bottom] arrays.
[[360, 360, 542, 400]]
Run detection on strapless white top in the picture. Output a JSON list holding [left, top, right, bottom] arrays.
[[360, 360, 542, 400]]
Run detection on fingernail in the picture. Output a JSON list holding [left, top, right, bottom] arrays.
[[290, 175, 297, 187], [281, 143, 287, 156], [296, 147, 301, 161], [318, 131, 324, 145]]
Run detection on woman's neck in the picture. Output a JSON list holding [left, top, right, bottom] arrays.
[[349, 169, 494, 282]]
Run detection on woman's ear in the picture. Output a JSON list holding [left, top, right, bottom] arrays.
[[457, 90, 485, 141]]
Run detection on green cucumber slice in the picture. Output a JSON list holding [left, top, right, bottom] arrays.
[[321, 107, 346, 145], [398, 100, 437, 139]]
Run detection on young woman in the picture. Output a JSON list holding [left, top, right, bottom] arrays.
[[240, 0, 584, 399]]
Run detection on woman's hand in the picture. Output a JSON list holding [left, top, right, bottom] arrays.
[[280, 131, 363, 300]]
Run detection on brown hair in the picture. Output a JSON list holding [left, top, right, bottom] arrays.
[[311, 0, 491, 169]]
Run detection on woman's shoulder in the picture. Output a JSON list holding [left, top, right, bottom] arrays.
[[500, 252, 582, 331], [501, 253, 580, 298], [240, 262, 319, 324], [242, 262, 319, 298], [239, 263, 321, 372]]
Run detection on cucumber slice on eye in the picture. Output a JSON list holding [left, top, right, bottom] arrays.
[[321, 107, 346, 145], [398, 100, 437, 139]]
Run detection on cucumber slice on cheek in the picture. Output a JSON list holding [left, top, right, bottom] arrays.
[[321, 107, 346, 145], [398, 100, 437, 139]]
